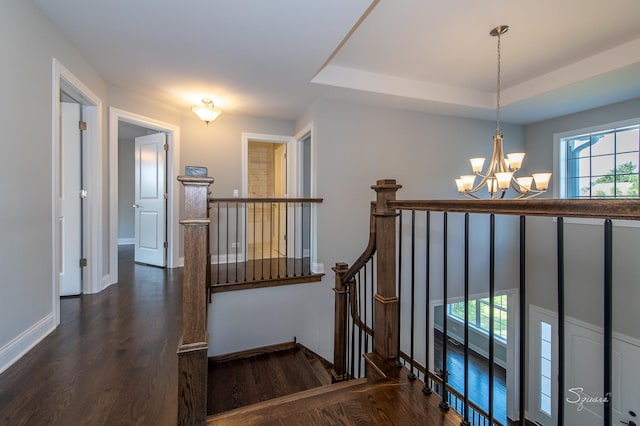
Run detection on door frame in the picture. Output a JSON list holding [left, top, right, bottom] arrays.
[[241, 132, 295, 198], [108, 108, 180, 284], [51, 59, 103, 325]]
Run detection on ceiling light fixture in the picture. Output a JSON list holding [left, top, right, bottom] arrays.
[[455, 25, 551, 199], [192, 98, 222, 124]]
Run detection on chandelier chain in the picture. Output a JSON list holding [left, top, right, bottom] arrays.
[[496, 31, 501, 136]]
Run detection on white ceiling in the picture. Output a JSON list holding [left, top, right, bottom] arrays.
[[33, 0, 640, 124]]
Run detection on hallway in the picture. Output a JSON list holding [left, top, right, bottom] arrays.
[[0, 246, 182, 425]]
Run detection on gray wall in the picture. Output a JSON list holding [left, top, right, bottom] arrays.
[[0, 0, 107, 361], [523, 98, 640, 340]]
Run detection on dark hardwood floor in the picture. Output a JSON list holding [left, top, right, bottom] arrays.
[[207, 347, 324, 415], [0, 245, 182, 426], [434, 329, 508, 425]]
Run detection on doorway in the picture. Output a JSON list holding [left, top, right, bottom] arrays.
[[108, 108, 180, 284], [247, 140, 287, 259], [52, 58, 102, 325], [59, 94, 84, 296], [117, 122, 167, 267]]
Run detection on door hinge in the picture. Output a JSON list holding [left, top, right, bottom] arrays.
[[163, 143, 168, 151], [79, 258, 87, 268], [164, 193, 168, 200], [163, 241, 168, 248], [79, 121, 87, 131]]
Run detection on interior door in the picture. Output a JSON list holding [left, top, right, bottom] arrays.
[[134, 133, 166, 266], [59, 101, 82, 296]]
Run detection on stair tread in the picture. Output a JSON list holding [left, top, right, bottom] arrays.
[[207, 375, 461, 426]]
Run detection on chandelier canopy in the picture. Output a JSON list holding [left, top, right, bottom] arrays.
[[455, 25, 551, 199]]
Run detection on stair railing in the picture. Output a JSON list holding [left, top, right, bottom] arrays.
[[334, 178, 640, 426]]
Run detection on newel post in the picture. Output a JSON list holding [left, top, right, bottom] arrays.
[[331, 262, 349, 382], [372, 179, 402, 359], [177, 168, 214, 426]]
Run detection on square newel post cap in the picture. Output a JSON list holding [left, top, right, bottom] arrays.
[[178, 166, 214, 186], [371, 179, 402, 191]]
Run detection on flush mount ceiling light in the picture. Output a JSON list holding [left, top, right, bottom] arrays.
[[192, 98, 222, 124], [455, 25, 551, 199]]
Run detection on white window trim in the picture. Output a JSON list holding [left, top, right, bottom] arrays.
[[553, 117, 640, 228]]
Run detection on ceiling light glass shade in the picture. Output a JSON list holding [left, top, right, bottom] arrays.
[[470, 158, 485, 173], [533, 173, 552, 190], [454, 25, 551, 199], [506, 153, 525, 170], [517, 176, 533, 192], [192, 98, 222, 124]]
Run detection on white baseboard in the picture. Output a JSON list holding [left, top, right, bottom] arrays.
[[0, 313, 56, 375], [434, 323, 507, 369], [118, 238, 134, 245], [102, 273, 115, 291], [312, 262, 324, 274]]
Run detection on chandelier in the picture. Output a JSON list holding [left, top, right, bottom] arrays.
[[455, 25, 551, 199]]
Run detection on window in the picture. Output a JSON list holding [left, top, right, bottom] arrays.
[[448, 295, 508, 341], [560, 123, 639, 199], [539, 321, 552, 416]]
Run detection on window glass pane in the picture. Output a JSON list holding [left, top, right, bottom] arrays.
[[541, 376, 551, 396], [541, 395, 552, 416], [567, 157, 590, 177], [591, 132, 614, 156], [616, 127, 639, 153], [567, 177, 592, 198], [541, 322, 551, 341], [615, 153, 639, 171], [541, 340, 551, 359], [567, 137, 591, 158], [468, 300, 477, 324], [616, 174, 638, 197], [591, 154, 615, 176], [541, 358, 551, 377]]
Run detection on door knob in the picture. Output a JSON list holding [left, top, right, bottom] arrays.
[[133, 204, 143, 208]]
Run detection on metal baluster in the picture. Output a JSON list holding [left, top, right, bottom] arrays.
[[440, 211, 450, 411], [604, 219, 613, 426], [269, 202, 273, 279], [253, 202, 257, 281], [217, 202, 220, 284], [277, 202, 281, 278], [225, 202, 229, 283], [293, 202, 297, 277], [489, 214, 495, 425], [557, 217, 565, 426], [395, 211, 403, 368], [358, 270, 363, 378], [370, 256, 375, 340], [364, 260, 368, 356], [424, 211, 433, 395], [235, 202, 239, 282], [462, 213, 470, 426], [285, 201, 289, 278], [244, 202, 248, 282], [408, 210, 417, 380], [519, 215, 526, 426], [261, 201, 265, 280], [308, 202, 312, 275]]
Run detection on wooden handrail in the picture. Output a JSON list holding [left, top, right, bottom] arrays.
[[209, 197, 323, 203], [347, 279, 374, 337], [342, 202, 376, 284], [389, 198, 640, 220]]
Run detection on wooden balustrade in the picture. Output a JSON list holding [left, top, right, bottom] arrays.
[[177, 170, 214, 426]]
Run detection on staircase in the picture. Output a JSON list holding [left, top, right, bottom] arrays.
[[206, 347, 462, 425]]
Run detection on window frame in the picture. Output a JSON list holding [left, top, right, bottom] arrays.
[[553, 117, 640, 228], [447, 295, 508, 343]]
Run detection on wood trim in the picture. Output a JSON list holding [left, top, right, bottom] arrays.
[[210, 273, 324, 293], [208, 341, 296, 363], [209, 197, 323, 203], [389, 199, 640, 220], [342, 202, 376, 284]]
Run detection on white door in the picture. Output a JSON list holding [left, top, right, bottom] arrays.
[[59, 102, 82, 296], [134, 133, 166, 266]]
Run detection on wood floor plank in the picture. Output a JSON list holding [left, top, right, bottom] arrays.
[[0, 246, 181, 426]]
